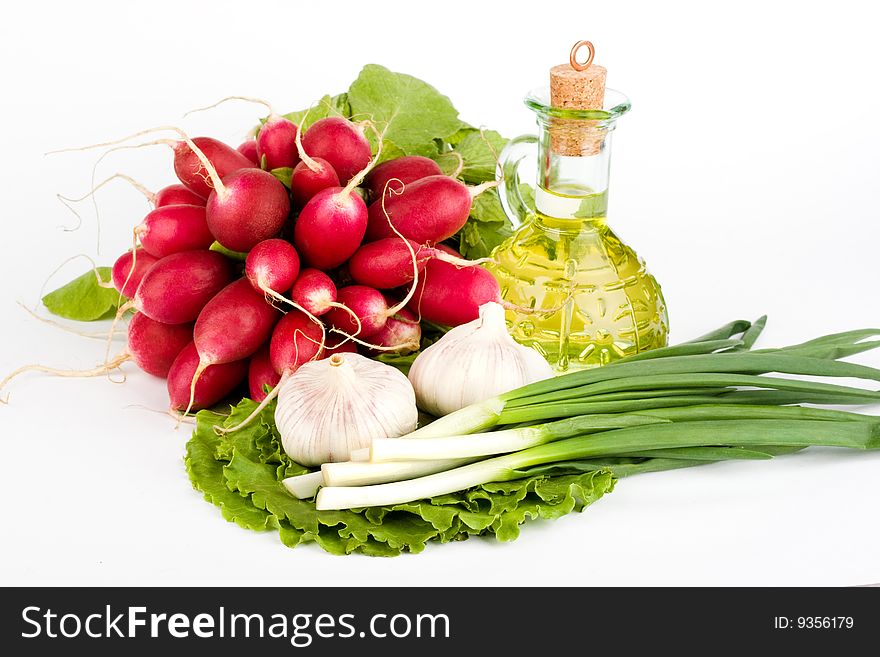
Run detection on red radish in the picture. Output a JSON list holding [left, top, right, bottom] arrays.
[[363, 156, 442, 199], [184, 96, 300, 170], [245, 239, 300, 296], [289, 157, 339, 208], [185, 277, 280, 413], [365, 175, 494, 244], [288, 112, 342, 208], [248, 344, 280, 402], [294, 186, 367, 269], [136, 204, 214, 258], [167, 342, 247, 411], [191, 278, 279, 367], [407, 256, 502, 327], [301, 117, 371, 183], [348, 238, 431, 289], [154, 184, 205, 207], [96, 129, 286, 252], [269, 310, 325, 375], [290, 268, 337, 316], [257, 116, 300, 170], [172, 136, 255, 198], [132, 250, 232, 324], [111, 247, 159, 297], [202, 165, 291, 252], [324, 285, 389, 338], [367, 304, 421, 355], [194, 279, 280, 366], [127, 312, 192, 378], [237, 140, 260, 165]]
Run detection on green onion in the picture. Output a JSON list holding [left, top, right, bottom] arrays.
[[316, 419, 879, 510], [321, 458, 473, 487], [401, 328, 880, 440], [369, 413, 669, 462]]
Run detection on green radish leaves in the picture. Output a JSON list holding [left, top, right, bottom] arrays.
[[269, 167, 293, 188], [42, 266, 124, 321], [460, 193, 512, 259], [453, 129, 508, 185], [185, 397, 615, 556], [348, 65, 462, 158]]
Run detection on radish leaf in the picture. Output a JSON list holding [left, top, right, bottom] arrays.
[[42, 267, 123, 321], [348, 65, 461, 157]]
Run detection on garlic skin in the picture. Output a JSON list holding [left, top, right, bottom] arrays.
[[408, 302, 554, 417], [276, 353, 418, 466]]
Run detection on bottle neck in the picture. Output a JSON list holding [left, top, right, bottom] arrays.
[[536, 122, 613, 221]]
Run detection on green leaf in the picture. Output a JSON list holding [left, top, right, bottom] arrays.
[[348, 65, 461, 157], [458, 189, 512, 259], [460, 221, 510, 260], [184, 398, 616, 556], [454, 129, 508, 184], [373, 139, 406, 164], [42, 267, 124, 321], [281, 93, 350, 131], [185, 412, 277, 531], [269, 167, 293, 188], [443, 124, 479, 148]]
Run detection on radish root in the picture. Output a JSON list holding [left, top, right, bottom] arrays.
[[294, 104, 322, 173], [17, 302, 124, 340], [436, 151, 465, 179], [0, 351, 130, 404], [379, 178, 419, 317], [340, 120, 385, 197], [183, 95, 275, 119]]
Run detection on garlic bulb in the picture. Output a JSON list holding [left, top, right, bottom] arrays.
[[276, 352, 418, 466], [408, 302, 554, 416]]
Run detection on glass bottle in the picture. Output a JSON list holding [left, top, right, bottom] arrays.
[[489, 87, 669, 372]]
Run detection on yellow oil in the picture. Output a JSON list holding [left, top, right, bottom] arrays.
[[488, 186, 669, 372]]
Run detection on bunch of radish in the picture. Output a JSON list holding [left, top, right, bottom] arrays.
[[78, 109, 507, 414]]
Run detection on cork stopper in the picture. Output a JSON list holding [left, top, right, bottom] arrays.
[[549, 41, 607, 156]]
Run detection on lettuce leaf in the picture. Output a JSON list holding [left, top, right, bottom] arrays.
[[185, 398, 615, 556]]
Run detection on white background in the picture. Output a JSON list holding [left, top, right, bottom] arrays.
[[1, 0, 878, 586]]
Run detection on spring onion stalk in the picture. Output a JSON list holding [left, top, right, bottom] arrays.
[[393, 328, 880, 441], [633, 404, 877, 423], [316, 419, 880, 510], [401, 396, 507, 440], [617, 446, 776, 460], [369, 405, 875, 463], [509, 366, 880, 408], [511, 445, 808, 479], [282, 471, 325, 499], [370, 413, 669, 462], [614, 338, 747, 362], [349, 448, 370, 462], [497, 395, 736, 424], [321, 458, 473, 487]]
